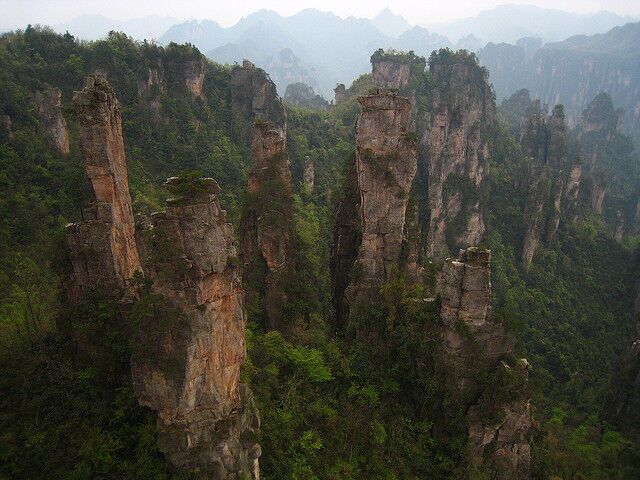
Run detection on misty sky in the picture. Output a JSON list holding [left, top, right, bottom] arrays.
[[1, 0, 639, 29]]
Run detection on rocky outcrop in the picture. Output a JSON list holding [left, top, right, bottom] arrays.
[[372, 58, 411, 90], [333, 84, 346, 105], [231, 60, 286, 133], [138, 67, 165, 120], [467, 361, 533, 480], [34, 86, 70, 154], [66, 75, 141, 301], [330, 155, 361, 330], [422, 55, 495, 260], [132, 177, 260, 479], [241, 123, 293, 331], [345, 90, 417, 313], [302, 155, 315, 189], [183, 57, 205, 99], [520, 103, 569, 269], [438, 247, 531, 479]]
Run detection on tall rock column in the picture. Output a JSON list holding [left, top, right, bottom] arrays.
[[439, 247, 532, 479], [521, 103, 568, 269], [66, 75, 141, 301], [344, 90, 417, 313], [422, 55, 495, 260], [241, 123, 294, 330], [234, 60, 293, 332], [35, 86, 70, 155], [132, 177, 260, 479]]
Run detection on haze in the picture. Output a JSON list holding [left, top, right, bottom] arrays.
[[2, 0, 639, 29]]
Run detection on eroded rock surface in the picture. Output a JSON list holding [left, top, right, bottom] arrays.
[[439, 247, 531, 479], [346, 90, 417, 311], [133, 178, 260, 479], [66, 75, 141, 301], [521, 103, 569, 269], [422, 59, 495, 260], [35, 86, 70, 154], [241, 123, 293, 331]]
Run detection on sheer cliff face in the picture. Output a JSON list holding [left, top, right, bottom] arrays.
[[423, 60, 495, 260], [439, 248, 513, 390], [347, 91, 417, 310], [439, 248, 531, 479], [34, 86, 70, 155], [132, 179, 260, 479], [235, 61, 293, 332], [231, 60, 287, 134], [66, 75, 141, 301], [372, 60, 411, 90], [521, 103, 568, 269], [182, 57, 206, 99], [241, 123, 293, 331]]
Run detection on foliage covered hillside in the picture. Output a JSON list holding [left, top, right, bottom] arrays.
[[0, 28, 639, 479]]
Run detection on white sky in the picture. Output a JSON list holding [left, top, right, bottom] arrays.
[[1, 0, 639, 29]]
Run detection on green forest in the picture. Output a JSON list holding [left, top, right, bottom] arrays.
[[1, 27, 639, 479]]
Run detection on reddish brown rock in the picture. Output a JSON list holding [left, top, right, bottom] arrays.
[[372, 59, 411, 90], [66, 75, 141, 301], [184, 58, 205, 99], [34, 86, 70, 154], [132, 177, 260, 479]]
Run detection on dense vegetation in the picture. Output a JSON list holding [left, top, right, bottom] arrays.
[[0, 28, 639, 479]]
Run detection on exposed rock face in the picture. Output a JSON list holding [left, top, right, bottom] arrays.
[[439, 248, 513, 388], [241, 123, 293, 331], [372, 59, 411, 90], [334, 83, 346, 105], [346, 90, 417, 311], [34, 86, 70, 154], [66, 75, 141, 301], [467, 362, 533, 480], [302, 155, 315, 189], [439, 247, 531, 479], [422, 58, 495, 260], [521, 103, 568, 269], [231, 60, 286, 133], [138, 67, 165, 120], [330, 155, 361, 330], [132, 178, 260, 479], [183, 58, 206, 99]]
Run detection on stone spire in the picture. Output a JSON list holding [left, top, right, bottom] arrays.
[[341, 90, 418, 317], [66, 75, 141, 301], [132, 177, 260, 479]]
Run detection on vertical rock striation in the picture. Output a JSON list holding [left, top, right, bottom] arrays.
[[34, 86, 70, 155], [235, 60, 293, 332], [241, 122, 293, 331], [345, 90, 417, 312], [422, 55, 495, 260], [438, 247, 532, 479], [66, 75, 141, 301], [65, 76, 260, 479], [132, 178, 260, 479], [520, 103, 569, 269]]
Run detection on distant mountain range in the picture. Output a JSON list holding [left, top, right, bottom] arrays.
[[478, 22, 640, 146], [158, 5, 635, 97], [6, 5, 635, 100], [53, 14, 179, 41], [428, 4, 637, 43]]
